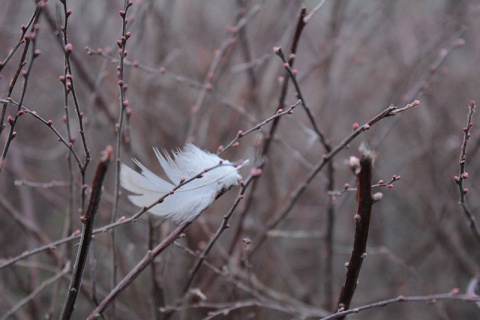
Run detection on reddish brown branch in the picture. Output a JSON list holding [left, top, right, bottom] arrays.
[[264, 6, 308, 154], [61, 146, 113, 320], [337, 146, 375, 315]]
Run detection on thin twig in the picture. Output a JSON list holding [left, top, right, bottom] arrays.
[[110, 1, 134, 314], [0, 98, 84, 169], [218, 100, 302, 156], [185, 4, 260, 142], [303, 0, 327, 24], [454, 101, 480, 243], [322, 290, 479, 320], [275, 47, 330, 149], [0, 2, 42, 135], [0, 4, 43, 173]]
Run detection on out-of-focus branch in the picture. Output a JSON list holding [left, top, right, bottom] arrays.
[[1, 261, 71, 320], [185, 4, 260, 143]]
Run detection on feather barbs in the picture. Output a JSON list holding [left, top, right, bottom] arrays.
[[120, 144, 247, 223]]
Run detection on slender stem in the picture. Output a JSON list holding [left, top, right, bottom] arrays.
[[454, 101, 480, 243], [110, 1, 133, 314]]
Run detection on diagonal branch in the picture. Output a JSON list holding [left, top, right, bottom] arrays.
[[87, 220, 193, 320]]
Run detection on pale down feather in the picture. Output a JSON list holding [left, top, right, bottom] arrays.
[[121, 144, 246, 223]]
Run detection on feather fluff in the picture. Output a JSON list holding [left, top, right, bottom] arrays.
[[121, 144, 246, 223]]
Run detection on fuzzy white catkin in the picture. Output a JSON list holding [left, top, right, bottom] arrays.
[[120, 144, 245, 223]]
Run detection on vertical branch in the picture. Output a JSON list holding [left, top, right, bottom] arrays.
[[59, 0, 91, 176], [61, 146, 113, 320], [263, 6, 307, 155], [110, 1, 133, 313], [57, 1, 92, 234], [323, 162, 335, 309], [111, 0, 133, 222], [319, 1, 348, 308], [337, 145, 375, 315], [55, 2, 93, 314], [57, 0, 75, 264], [454, 101, 480, 243]]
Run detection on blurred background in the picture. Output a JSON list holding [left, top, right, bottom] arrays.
[[1, 0, 480, 319]]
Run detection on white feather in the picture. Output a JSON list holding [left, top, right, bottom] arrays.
[[121, 144, 246, 223]]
